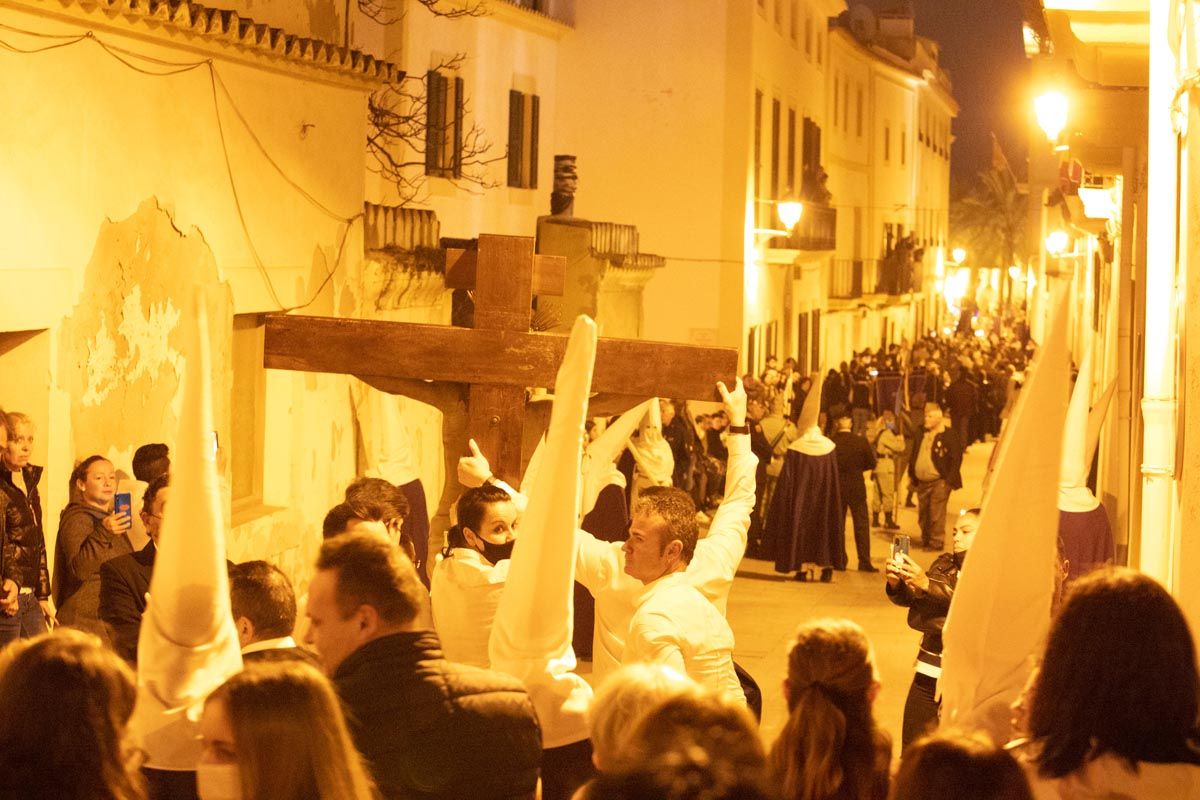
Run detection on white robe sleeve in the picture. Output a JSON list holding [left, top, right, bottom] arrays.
[[488, 318, 597, 749], [688, 433, 757, 613]]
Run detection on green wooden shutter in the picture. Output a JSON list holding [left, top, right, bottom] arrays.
[[508, 89, 523, 187]]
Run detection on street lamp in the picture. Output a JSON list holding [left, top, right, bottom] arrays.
[[1045, 229, 1070, 256], [951, 247, 967, 265], [777, 198, 804, 231], [1035, 90, 1069, 142]]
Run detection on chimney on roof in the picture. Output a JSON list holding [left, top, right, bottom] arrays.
[[551, 155, 577, 217]]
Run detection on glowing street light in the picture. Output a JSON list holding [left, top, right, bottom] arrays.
[[951, 247, 967, 265], [1045, 229, 1070, 256], [1035, 90, 1069, 142], [777, 198, 804, 230]]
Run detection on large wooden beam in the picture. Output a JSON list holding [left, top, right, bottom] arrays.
[[444, 249, 566, 297], [264, 314, 738, 401]]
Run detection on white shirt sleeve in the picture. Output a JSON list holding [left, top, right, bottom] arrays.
[[688, 433, 757, 610], [625, 610, 687, 675], [574, 528, 621, 594]]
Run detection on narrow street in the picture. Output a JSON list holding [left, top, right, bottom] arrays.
[[728, 440, 994, 748]]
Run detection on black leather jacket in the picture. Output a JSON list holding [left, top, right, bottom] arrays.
[[0, 465, 50, 599], [886, 551, 963, 656], [334, 630, 542, 800]]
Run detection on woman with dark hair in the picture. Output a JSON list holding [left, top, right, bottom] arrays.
[[0, 628, 145, 800], [198, 660, 376, 800], [768, 618, 890, 800], [1013, 568, 1200, 799], [54, 455, 133, 641], [430, 484, 518, 667], [891, 731, 1032, 800]]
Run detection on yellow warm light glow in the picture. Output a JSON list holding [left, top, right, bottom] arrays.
[[951, 247, 966, 265], [777, 200, 804, 230], [1045, 229, 1070, 256], [1008, 265, 1024, 281], [1035, 90, 1069, 142]]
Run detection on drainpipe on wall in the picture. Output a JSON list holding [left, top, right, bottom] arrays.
[[1138, 1, 1179, 586]]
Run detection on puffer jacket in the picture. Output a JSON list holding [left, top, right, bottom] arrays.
[[0, 465, 50, 599], [886, 551, 962, 656], [54, 501, 132, 637], [333, 630, 542, 800]]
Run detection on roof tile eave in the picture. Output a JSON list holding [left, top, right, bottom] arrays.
[[62, 0, 401, 84]]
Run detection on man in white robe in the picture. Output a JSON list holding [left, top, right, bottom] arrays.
[[461, 384, 756, 685]]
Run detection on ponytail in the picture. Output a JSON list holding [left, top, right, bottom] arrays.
[[442, 524, 468, 557], [770, 684, 847, 800]]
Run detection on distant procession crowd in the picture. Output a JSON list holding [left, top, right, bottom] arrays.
[[0, 314, 1176, 800]]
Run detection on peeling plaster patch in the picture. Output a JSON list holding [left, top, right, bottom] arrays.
[[64, 198, 232, 468], [117, 287, 182, 383], [81, 315, 119, 407]]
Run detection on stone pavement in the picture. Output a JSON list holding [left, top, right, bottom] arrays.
[[728, 439, 994, 749]]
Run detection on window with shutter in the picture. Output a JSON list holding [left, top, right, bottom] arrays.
[[506, 89, 540, 189], [787, 108, 796, 193], [771, 98, 781, 203], [425, 70, 464, 179]]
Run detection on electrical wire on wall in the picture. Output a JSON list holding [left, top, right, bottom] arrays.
[[0, 19, 364, 313]]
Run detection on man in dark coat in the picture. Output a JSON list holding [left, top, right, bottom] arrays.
[[99, 474, 169, 664], [831, 414, 878, 572], [944, 367, 979, 449], [230, 559, 320, 667], [907, 404, 963, 550], [305, 532, 542, 800]]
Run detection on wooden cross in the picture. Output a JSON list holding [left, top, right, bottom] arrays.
[[263, 234, 738, 483]]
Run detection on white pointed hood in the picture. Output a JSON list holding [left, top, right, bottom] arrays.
[[627, 399, 674, 485], [939, 287, 1071, 745], [1058, 347, 1099, 512], [790, 371, 834, 456], [131, 296, 242, 769], [1085, 377, 1117, 471], [489, 316, 596, 748], [581, 399, 655, 517]]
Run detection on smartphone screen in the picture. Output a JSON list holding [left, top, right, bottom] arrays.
[[892, 534, 910, 559], [114, 492, 132, 518]]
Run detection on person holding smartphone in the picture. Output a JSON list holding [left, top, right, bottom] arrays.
[[886, 507, 979, 749], [53, 455, 133, 643]]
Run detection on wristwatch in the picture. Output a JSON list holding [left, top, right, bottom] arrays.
[[728, 424, 750, 435]]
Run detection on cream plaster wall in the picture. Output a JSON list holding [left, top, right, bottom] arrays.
[[554, 0, 748, 349], [369, 0, 565, 239], [0, 3, 381, 590]]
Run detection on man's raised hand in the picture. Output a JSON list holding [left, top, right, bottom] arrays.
[[457, 438, 494, 488], [717, 378, 747, 427]]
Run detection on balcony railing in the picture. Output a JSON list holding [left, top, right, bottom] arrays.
[[830, 259, 882, 299], [877, 257, 917, 296], [795, 203, 837, 251], [769, 202, 837, 252]]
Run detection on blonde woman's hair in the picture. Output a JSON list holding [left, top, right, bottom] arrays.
[[768, 618, 888, 800], [614, 691, 769, 790], [589, 663, 701, 770], [206, 660, 376, 800], [0, 629, 145, 800]]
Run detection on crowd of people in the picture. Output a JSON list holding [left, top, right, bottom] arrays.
[[0, 318, 1188, 800]]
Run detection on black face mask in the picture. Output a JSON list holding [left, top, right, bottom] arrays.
[[477, 537, 515, 565]]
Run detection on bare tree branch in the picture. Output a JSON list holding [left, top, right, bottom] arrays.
[[358, 0, 487, 24]]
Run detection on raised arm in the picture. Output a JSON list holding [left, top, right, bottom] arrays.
[[458, 439, 529, 515], [689, 379, 757, 607]]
